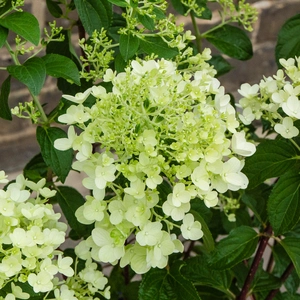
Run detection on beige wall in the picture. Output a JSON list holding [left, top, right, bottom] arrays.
[[0, 0, 297, 175]]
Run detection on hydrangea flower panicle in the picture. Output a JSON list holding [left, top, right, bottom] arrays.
[[55, 52, 256, 274]]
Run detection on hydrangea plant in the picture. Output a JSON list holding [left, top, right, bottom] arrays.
[[0, 0, 300, 299]]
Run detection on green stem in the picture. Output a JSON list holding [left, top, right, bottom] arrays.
[[31, 93, 48, 124], [190, 12, 202, 53], [5, 41, 20, 65], [5, 40, 48, 123], [291, 138, 300, 152], [201, 20, 231, 38]]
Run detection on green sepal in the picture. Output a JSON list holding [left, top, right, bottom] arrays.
[[0, 11, 40, 45], [36, 126, 73, 183], [7, 57, 46, 96], [0, 75, 11, 120]]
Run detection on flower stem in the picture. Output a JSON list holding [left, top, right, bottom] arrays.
[[5, 41, 20, 65], [237, 223, 273, 300], [190, 12, 202, 53], [31, 93, 48, 124]]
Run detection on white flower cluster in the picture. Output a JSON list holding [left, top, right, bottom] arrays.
[[55, 49, 255, 274], [238, 57, 300, 139], [0, 173, 69, 296], [0, 172, 110, 299], [53, 258, 110, 300]]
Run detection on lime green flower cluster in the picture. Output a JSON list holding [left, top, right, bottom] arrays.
[[53, 258, 110, 300], [0, 172, 110, 299], [213, 0, 258, 31], [238, 57, 300, 139], [55, 49, 255, 274], [0, 173, 68, 296], [79, 30, 115, 82]]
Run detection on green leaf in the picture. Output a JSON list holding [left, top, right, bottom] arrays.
[[46, 29, 83, 93], [208, 55, 232, 77], [74, 0, 112, 35], [0, 75, 11, 121], [0, 25, 8, 48], [191, 209, 215, 252], [140, 36, 179, 59], [7, 57, 46, 95], [281, 293, 300, 300], [46, 30, 80, 65], [119, 34, 140, 61], [242, 184, 271, 225], [124, 281, 140, 300], [281, 237, 300, 277], [209, 226, 259, 270], [23, 153, 48, 182], [36, 126, 73, 182], [242, 193, 264, 224], [54, 186, 93, 239], [268, 169, 300, 236], [108, 12, 127, 42], [221, 208, 252, 233], [46, 0, 63, 18], [205, 25, 253, 60], [107, 0, 128, 6], [194, 0, 212, 20], [251, 264, 281, 292], [243, 139, 298, 189], [0, 2, 12, 16], [138, 14, 155, 31], [139, 262, 201, 300], [181, 256, 232, 294], [0, 11, 40, 45], [196, 287, 228, 300], [275, 14, 300, 67], [170, 0, 187, 15], [114, 53, 127, 73], [42, 54, 80, 85]]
